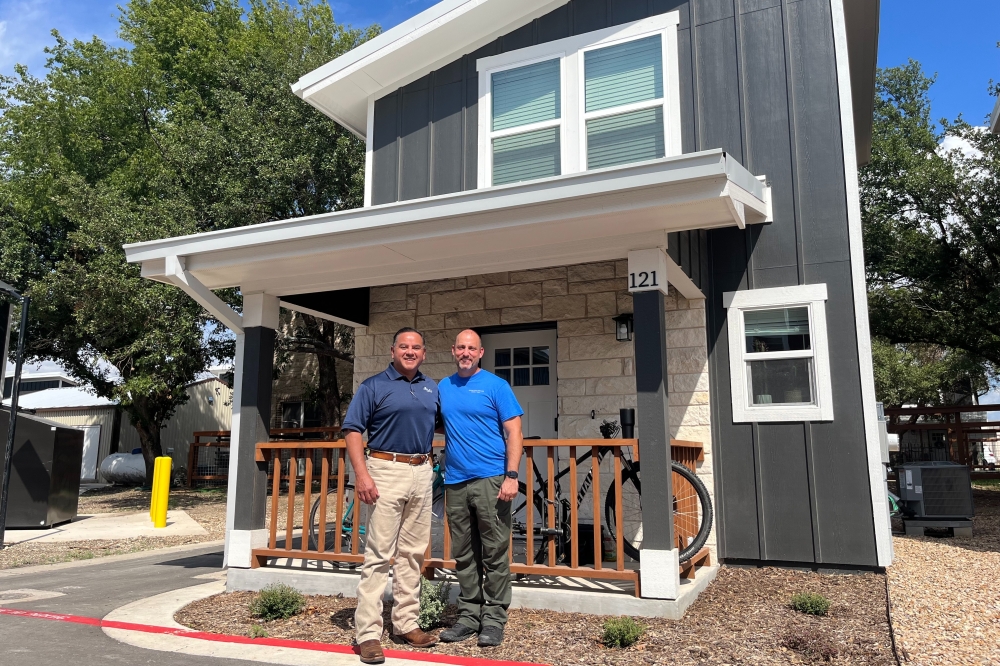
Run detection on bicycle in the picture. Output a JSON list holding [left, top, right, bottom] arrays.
[[513, 442, 713, 564]]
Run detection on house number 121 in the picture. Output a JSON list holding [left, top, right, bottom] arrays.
[[629, 271, 659, 289]]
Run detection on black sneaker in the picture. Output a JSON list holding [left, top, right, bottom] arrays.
[[439, 624, 478, 643], [477, 625, 504, 647]]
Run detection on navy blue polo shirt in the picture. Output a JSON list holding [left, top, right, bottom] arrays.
[[341, 364, 439, 455]]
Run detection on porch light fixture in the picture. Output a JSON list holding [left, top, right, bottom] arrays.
[[613, 313, 633, 342]]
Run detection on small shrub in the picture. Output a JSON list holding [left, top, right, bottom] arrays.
[[601, 616, 645, 648], [417, 576, 451, 630], [791, 592, 831, 616], [248, 625, 269, 639], [782, 628, 839, 661], [249, 583, 305, 621]]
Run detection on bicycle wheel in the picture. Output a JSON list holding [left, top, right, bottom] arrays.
[[511, 480, 552, 566], [605, 461, 713, 563], [307, 483, 364, 553]]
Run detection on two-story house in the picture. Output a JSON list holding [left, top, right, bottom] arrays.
[[125, 0, 890, 610]]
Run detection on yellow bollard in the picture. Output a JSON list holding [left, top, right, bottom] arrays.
[[150, 457, 164, 521], [152, 456, 172, 528]]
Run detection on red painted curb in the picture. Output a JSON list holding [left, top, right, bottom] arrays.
[[0, 607, 546, 666]]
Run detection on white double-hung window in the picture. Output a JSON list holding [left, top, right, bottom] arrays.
[[724, 284, 834, 423], [477, 13, 681, 188]]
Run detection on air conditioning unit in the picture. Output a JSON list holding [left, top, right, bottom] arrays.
[[897, 462, 974, 519]]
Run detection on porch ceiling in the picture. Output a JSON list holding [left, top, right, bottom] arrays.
[[125, 150, 768, 298]]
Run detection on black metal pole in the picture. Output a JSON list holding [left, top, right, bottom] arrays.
[[0, 295, 28, 549]]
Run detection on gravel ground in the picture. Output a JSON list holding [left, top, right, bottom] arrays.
[[0, 486, 316, 570], [177, 566, 894, 665], [887, 481, 1000, 665]]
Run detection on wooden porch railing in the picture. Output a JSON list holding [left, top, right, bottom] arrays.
[[187, 428, 343, 487], [252, 438, 708, 597]]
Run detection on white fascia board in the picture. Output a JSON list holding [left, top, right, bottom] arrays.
[[991, 96, 1000, 135], [292, 0, 568, 138], [831, 0, 893, 567], [124, 150, 764, 269]]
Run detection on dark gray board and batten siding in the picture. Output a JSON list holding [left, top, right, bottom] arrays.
[[369, 0, 878, 568]]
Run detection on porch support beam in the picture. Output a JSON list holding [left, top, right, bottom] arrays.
[[164, 255, 244, 334], [633, 283, 680, 599], [223, 293, 278, 569]]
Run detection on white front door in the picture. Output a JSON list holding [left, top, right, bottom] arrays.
[[78, 425, 101, 481], [481, 330, 558, 438]]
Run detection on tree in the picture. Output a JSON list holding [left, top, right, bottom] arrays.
[[277, 311, 355, 427], [861, 61, 1000, 405], [0, 0, 374, 482]]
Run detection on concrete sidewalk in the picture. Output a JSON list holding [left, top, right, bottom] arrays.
[[3, 510, 208, 544]]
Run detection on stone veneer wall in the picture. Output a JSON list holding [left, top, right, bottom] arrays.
[[352, 260, 715, 556]]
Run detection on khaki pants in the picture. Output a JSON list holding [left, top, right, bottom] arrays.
[[354, 456, 433, 644], [445, 475, 512, 631]]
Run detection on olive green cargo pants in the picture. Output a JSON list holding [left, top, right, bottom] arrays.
[[445, 475, 512, 631]]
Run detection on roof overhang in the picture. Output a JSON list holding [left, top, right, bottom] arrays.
[[991, 96, 1000, 135], [291, 0, 568, 138], [842, 0, 880, 166], [125, 150, 768, 314]]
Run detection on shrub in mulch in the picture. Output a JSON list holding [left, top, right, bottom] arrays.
[[249, 583, 305, 621], [781, 627, 839, 662], [417, 577, 451, 630], [601, 616, 645, 648], [791, 591, 831, 616]]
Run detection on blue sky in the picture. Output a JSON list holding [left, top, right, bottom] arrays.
[[2, 0, 998, 123]]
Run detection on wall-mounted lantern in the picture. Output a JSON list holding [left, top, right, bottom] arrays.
[[612, 313, 633, 342]]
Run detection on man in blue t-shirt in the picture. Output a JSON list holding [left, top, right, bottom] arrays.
[[437, 329, 523, 648]]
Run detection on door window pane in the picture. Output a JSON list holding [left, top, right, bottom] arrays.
[[495, 368, 511, 384], [585, 35, 663, 113], [744, 307, 810, 353], [493, 128, 561, 185], [533, 367, 550, 386], [495, 348, 511, 367], [748, 359, 813, 404], [492, 59, 561, 131], [513, 367, 531, 386], [513, 347, 531, 366], [586, 106, 664, 170], [532, 346, 550, 365]]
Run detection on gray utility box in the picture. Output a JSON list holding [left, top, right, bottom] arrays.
[[0, 409, 83, 528], [897, 462, 974, 519]]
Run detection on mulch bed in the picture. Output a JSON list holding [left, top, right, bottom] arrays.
[[176, 566, 895, 665]]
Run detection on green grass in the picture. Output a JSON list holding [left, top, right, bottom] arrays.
[[972, 478, 1000, 489], [248, 625, 269, 639], [791, 592, 831, 616], [601, 616, 645, 648]]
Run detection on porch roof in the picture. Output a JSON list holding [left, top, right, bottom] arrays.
[[124, 150, 767, 324]]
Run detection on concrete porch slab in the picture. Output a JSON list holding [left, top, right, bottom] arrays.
[[227, 563, 719, 620], [3, 510, 208, 544]]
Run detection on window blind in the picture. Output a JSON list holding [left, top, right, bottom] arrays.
[[586, 107, 664, 170], [492, 59, 561, 131], [584, 35, 663, 113], [492, 127, 561, 185]]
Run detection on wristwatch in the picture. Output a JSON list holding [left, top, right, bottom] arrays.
[[505, 471, 518, 479]]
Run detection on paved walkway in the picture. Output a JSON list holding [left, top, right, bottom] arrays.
[[3, 510, 208, 544]]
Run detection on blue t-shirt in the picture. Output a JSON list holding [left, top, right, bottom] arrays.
[[341, 364, 439, 455], [439, 370, 523, 484]]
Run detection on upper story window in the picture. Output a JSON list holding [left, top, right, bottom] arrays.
[[724, 284, 834, 423], [477, 13, 681, 189]]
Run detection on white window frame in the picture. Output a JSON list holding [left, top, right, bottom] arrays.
[[723, 284, 834, 423], [476, 12, 681, 189]]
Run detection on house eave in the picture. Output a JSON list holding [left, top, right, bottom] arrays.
[[991, 96, 1000, 135], [126, 150, 767, 298]]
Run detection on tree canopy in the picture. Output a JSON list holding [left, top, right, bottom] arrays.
[[861, 61, 1000, 406], [0, 0, 375, 479]]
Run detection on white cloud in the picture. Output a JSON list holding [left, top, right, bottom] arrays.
[[0, 0, 120, 78], [938, 127, 987, 159]]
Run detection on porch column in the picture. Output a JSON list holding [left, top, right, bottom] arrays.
[[224, 293, 278, 569], [628, 249, 679, 600]]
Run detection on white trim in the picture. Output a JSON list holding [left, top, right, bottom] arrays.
[[991, 95, 1000, 135], [279, 300, 366, 328], [363, 97, 375, 207], [164, 255, 244, 334], [222, 332, 244, 569], [830, 0, 893, 567], [476, 13, 681, 187], [242, 292, 280, 330], [724, 284, 834, 423], [639, 548, 679, 600]]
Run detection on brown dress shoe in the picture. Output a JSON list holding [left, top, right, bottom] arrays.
[[358, 639, 385, 664], [395, 628, 439, 648]]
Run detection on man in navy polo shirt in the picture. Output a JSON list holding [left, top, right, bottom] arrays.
[[438, 329, 523, 648], [342, 327, 440, 664]]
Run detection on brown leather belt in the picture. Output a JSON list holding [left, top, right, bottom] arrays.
[[367, 450, 430, 466]]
